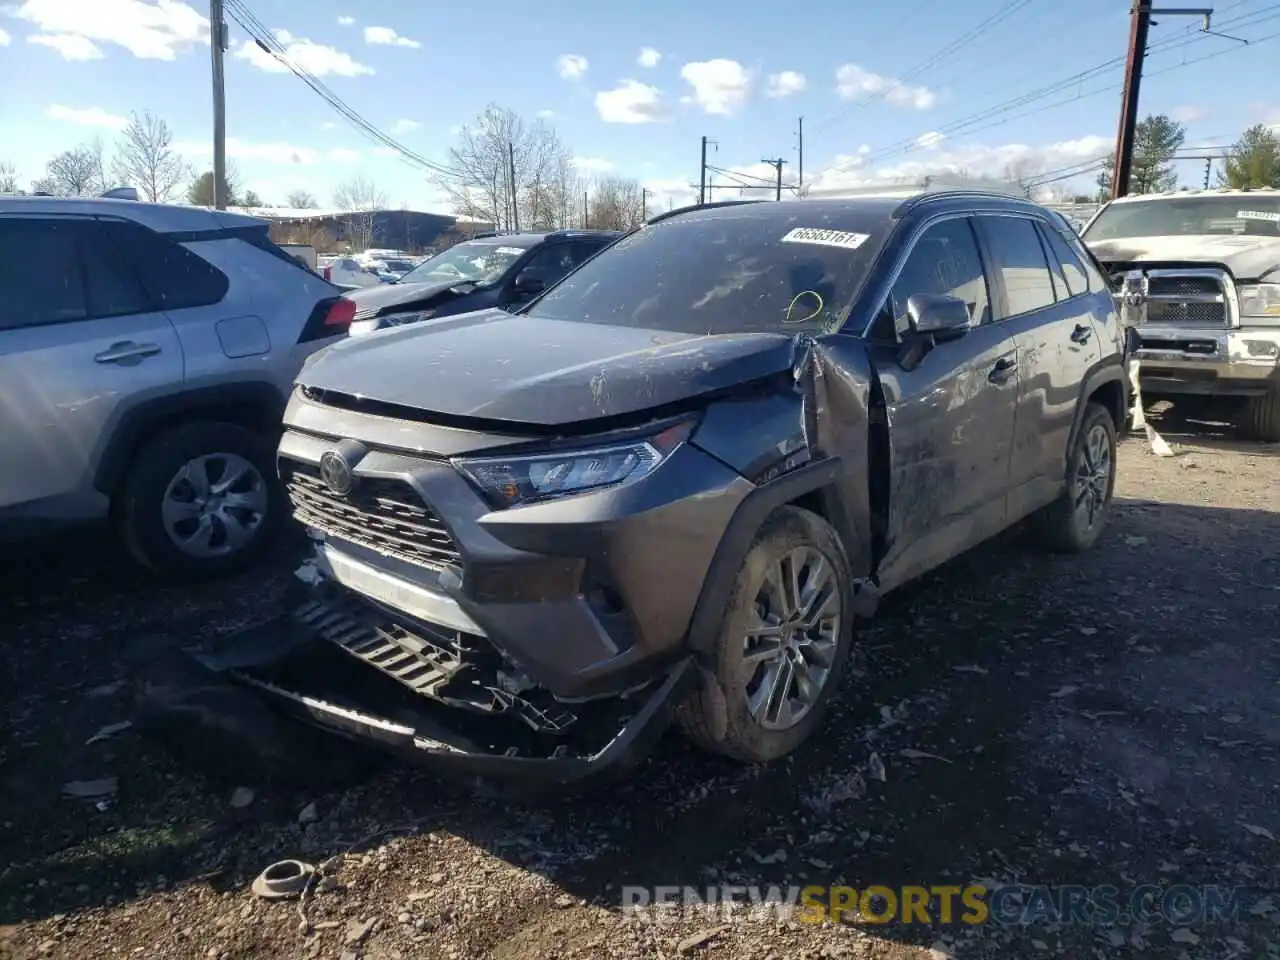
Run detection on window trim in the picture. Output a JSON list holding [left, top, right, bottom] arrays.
[[858, 211, 993, 340], [1037, 220, 1091, 301], [0, 215, 93, 331], [1034, 221, 1070, 302], [971, 212, 1062, 321]]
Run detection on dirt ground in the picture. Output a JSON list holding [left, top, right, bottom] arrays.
[[2, 407, 1278, 960]]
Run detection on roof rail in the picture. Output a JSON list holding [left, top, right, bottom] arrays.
[[644, 199, 763, 226], [101, 186, 139, 201], [893, 188, 1034, 217]]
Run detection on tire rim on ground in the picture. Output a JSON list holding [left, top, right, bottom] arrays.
[[1074, 422, 1112, 530], [161, 453, 269, 558], [742, 546, 842, 731]]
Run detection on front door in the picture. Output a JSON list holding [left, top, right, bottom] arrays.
[[862, 215, 1020, 591], [974, 214, 1103, 518], [0, 216, 184, 516]]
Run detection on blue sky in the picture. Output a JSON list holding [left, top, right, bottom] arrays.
[[2, 0, 1278, 211]]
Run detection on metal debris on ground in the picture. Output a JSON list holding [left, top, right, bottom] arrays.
[[62, 778, 118, 799], [867, 751, 886, 782], [85, 721, 133, 745], [229, 786, 255, 809], [900, 748, 952, 764], [1129, 360, 1175, 457], [250, 859, 316, 900]]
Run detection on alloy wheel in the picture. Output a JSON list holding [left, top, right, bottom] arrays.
[[161, 453, 269, 559]]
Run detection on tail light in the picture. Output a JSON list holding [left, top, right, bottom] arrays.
[[298, 296, 357, 343]]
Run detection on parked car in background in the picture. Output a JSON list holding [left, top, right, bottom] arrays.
[[367, 257, 417, 281], [0, 193, 354, 579], [1082, 187, 1280, 441], [343, 229, 622, 335], [321, 255, 380, 290], [279, 243, 318, 272], [175, 192, 1127, 782]]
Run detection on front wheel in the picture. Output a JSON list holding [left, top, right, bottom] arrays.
[[1028, 402, 1117, 553], [1238, 386, 1280, 443], [677, 506, 856, 764]]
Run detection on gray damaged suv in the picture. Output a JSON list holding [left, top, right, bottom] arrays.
[[0, 194, 352, 578], [162, 191, 1129, 783]]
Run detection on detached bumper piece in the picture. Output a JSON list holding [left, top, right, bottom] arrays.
[[185, 593, 694, 786]]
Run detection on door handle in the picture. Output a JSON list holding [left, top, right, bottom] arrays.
[[1071, 323, 1093, 344], [988, 356, 1017, 383], [94, 341, 161, 364]]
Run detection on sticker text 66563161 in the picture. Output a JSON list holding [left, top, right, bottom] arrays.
[[1237, 210, 1280, 224], [780, 227, 871, 251]]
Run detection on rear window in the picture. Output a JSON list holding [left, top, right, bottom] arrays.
[[524, 207, 891, 335]]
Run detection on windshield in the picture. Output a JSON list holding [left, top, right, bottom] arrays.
[[524, 205, 891, 335], [399, 241, 528, 285], [1085, 195, 1280, 241]]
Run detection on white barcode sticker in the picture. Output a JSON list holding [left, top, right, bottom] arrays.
[[1237, 210, 1280, 223], [495, 246, 526, 255], [780, 227, 871, 250]]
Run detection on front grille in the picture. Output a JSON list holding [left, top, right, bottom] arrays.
[[1114, 267, 1232, 329], [1145, 300, 1226, 325], [1148, 276, 1220, 298], [281, 459, 463, 571]]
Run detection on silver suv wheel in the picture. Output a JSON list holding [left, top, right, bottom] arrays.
[[160, 453, 269, 559]]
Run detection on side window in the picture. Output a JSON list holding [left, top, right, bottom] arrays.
[[871, 217, 990, 342], [517, 244, 577, 284], [80, 223, 155, 318], [1040, 225, 1089, 297], [1035, 224, 1069, 302], [104, 221, 228, 311], [979, 216, 1057, 317], [568, 239, 607, 267], [0, 218, 89, 330]]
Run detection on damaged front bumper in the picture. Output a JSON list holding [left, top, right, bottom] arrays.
[[162, 568, 696, 786], [1132, 326, 1280, 396]]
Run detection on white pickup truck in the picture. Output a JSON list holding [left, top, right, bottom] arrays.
[[1082, 188, 1280, 442]]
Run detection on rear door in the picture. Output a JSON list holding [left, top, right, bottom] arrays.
[[863, 215, 1020, 591], [975, 214, 1102, 519], [0, 216, 184, 514]]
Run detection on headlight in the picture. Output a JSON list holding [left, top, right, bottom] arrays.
[[453, 421, 692, 509], [1237, 282, 1280, 323]]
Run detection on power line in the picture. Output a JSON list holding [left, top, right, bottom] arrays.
[[222, 0, 459, 179]]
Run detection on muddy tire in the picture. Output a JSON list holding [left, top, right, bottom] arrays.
[[1239, 386, 1280, 443], [677, 506, 856, 764], [115, 421, 282, 581], [1028, 402, 1117, 553]]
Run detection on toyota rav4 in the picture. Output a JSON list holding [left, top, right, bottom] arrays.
[[159, 191, 1129, 784]]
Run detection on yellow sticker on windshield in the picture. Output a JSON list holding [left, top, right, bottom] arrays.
[[1237, 210, 1280, 223], [780, 227, 870, 250]]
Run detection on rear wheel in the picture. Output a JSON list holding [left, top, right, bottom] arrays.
[[1239, 386, 1280, 443], [678, 506, 856, 763], [1028, 402, 1117, 553]]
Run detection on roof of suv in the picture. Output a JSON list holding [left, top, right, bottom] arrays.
[[646, 191, 1049, 227], [0, 194, 269, 235], [463, 229, 624, 248]]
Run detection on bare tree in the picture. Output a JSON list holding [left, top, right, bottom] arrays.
[[333, 176, 388, 251], [286, 189, 319, 209], [111, 111, 190, 202], [0, 162, 17, 193], [588, 176, 646, 230], [44, 145, 103, 196], [440, 104, 576, 231]]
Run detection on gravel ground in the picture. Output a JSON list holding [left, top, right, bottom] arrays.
[[2, 409, 1278, 960]]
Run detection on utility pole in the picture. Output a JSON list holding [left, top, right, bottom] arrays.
[[582, 191, 588, 228], [210, 0, 228, 209], [507, 141, 520, 233], [699, 136, 708, 205], [1112, 4, 1214, 199], [762, 158, 787, 200], [641, 187, 647, 222], [1203, 157, 1212, 188], [797, 117, 804, 191]]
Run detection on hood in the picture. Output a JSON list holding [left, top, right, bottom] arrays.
[[297, 308, 799, 427], [343, 278, 477, 318], [1086, 234, 1280, 282]]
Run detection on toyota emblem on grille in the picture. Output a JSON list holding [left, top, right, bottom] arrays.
[[319, 450, 355, 496]]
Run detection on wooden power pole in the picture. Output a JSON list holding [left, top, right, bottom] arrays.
[[210, 0, 228, 209]]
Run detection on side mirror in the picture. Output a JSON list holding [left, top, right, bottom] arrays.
[[906, 293, 971, 341], [513, 273, 547, 296]]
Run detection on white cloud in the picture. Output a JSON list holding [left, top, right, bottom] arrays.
[[638, 46, 661, 68], [234, 29, 373, 77], [363, 26, 419, 48], [337, 15, 354, 26], [595, 80, 668, 124], [641, 176, 696, 211], [328, 148, 361, 163], [766, 70, 806, 99], [680, 59, 752, 116], [46, 104, 128, 130], [1171, 104, 1208, 123], [174, 137, 332, 165], [557, 53, 588, 80], [808, 134, 1111, 195], [372, 146, 401, 158], [448, 124, 464, 136], [0, 27, 11, 45], [571, 156, 614, 174], [536, 109, 555, 119], [835, 63, 937, 110], [13, 0, 208, 59], [321, 121, 338, 130], [914, 131, 945, 150], [706, 161, 799, 201], [390, 119, 421, 134], [28, 33, 103, 59]]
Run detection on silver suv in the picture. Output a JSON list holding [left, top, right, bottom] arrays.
[[0, 193, 354, 578]]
